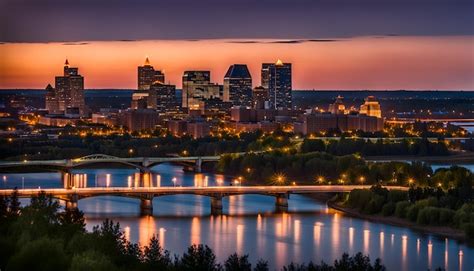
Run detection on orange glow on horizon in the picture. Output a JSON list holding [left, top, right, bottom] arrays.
[[1, 36, 473, 90]]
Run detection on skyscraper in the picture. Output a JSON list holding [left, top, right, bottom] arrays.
[[138, 57, 165, 90], [149, 81, 178, 113], [261, 60, 292, 109], [182, 71, 221, 109], [46, 59, 86, 116], [223, 64, 252, 107]]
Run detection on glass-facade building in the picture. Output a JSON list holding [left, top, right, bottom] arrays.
[[261, 60, 292, 109], [223, 64, 252, 107]]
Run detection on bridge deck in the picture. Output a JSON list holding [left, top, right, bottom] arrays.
[[0, 185, 408, 198]]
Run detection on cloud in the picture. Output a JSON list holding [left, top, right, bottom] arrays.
[[227, 39, 344, 44], [62, 42, 89, 45]]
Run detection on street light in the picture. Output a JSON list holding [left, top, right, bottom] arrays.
[[172, 177, 177, 187], [359, 176, 365, 184], [316, 176, 324, 184]]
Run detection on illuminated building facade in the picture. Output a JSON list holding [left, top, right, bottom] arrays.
[[45, 84, 60, 114], [223, 64, 252, 107], [149, 81, 178, 113], [119, 109, 159, 131], [252, 86, 269, 109], [182, 71, 221, 109], [294, 96, 384, 134], [138, 57, 165, 90], [360, 95, 382, 118], [261, 60, 292, 109], [328, 95, 346, 114], [46, 59, 86, 116]]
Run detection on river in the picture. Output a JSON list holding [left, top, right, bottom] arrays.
[[1, 163, 473, 270]]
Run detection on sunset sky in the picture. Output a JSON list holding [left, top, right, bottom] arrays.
[[0, 0, 473, 90]]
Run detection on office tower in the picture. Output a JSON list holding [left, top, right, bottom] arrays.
[[182, 71, 221, 109], [138, 57, 165, 90], [45, 83, 60, 114], [252, 86, 269, 109], [149, 81, 177, 112], [48, 59, 85, 116], [261, 60, 292, 109], [328, 95, 346, 114], [360, 96, 382, 118], [223, 64, 252, 107]]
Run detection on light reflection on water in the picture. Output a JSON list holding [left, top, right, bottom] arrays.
[[2, 163, 473, 270]]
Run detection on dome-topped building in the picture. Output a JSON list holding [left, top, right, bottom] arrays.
[[360, 96, 382, 118]]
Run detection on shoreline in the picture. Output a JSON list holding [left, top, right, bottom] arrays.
[[325, 200, 469, 243], [365, 152, 474, 164]]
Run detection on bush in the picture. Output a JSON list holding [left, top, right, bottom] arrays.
[[463, 223, 474, 240], [416, 207, 439, 225], [453, 203, 474, 227], [439, 208, 456, 225], [363, 194, 385, 214], [7, 238, 69, 271], [395, 201, 411, 218], [69, 250, 115, 271], [382, 202, 396, 216], [388, 190, 408, 203], [347, 189, 373, 210]]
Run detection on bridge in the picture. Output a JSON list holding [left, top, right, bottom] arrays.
[[0, 154, 223, 173], [0, 185, 408, 215]]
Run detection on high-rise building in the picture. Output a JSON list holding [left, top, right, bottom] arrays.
[[360, 96, 382, 118], [261, 60, 292, 109], [45, 83, 60, 114], [252, 86, 269, 109], [149, 81, 178, 113], [138, 57, 165, 90], [46, 59, 86, 116], [182, 71, 221, 109], [223, 64, 252, 107]]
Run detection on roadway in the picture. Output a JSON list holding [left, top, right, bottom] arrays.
[[0, 185, 408, 198]]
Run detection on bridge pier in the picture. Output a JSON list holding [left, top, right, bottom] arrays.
[[195, 157, 202, 173], [140, 196, 153, 216], [210, 195, 223, 215], [65, 194, 78, 211], [275, 193, 289, 212]]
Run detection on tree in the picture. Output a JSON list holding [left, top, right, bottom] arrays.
[[253, 259, 269, 271], [143, 235, 171, 269], [69, 250, 116, 271], [224, 253, 251, 271], [6, 238, 69, 271], [9, 187, 21, 217], [177, 244, 221, 271]]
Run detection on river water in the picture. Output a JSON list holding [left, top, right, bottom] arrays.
[[1, 163, 473, 270]]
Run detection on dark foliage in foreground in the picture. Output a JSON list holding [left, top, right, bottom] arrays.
[[0, 190, 386, 271]]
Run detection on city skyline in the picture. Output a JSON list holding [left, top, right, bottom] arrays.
[[1, 36, 473, 90]]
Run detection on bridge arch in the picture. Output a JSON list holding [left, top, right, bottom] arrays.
[[71, 154, 150, 172]]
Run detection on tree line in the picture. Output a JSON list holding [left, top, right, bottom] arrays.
[[343, 180, 474, 240], [217, 151, 472, 187]]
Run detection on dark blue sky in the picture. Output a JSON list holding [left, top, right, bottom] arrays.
[[1, 0, 473, 42]]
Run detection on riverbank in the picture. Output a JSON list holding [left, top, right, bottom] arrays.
[[326, 200, 469, 243], [365, 151, 474, 164]]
